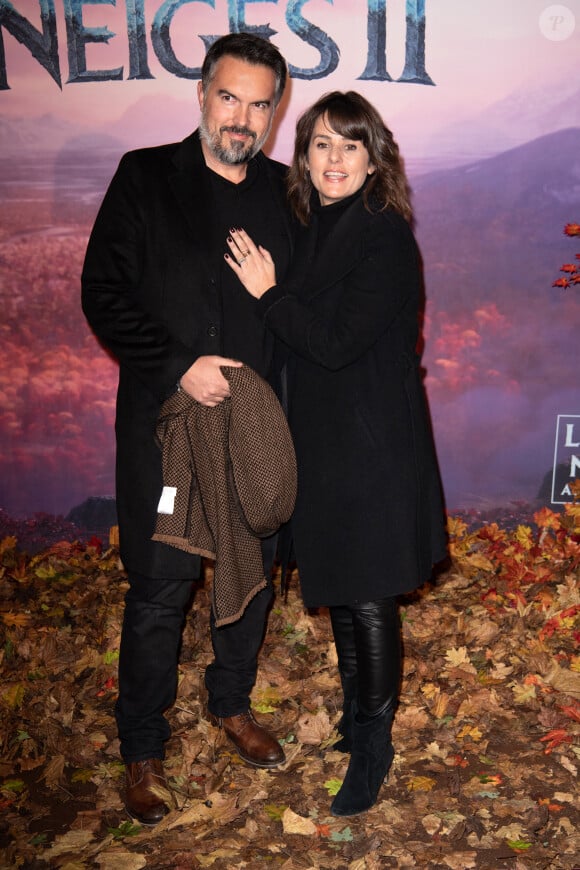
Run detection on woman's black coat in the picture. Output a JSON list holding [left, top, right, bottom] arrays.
[[256, 195, 447, 607]]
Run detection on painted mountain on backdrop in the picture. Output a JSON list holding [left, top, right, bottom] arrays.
[[413, 126, 580, 311]]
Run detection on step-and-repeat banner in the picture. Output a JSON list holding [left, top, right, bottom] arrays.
[[1, 0, 579, 521]]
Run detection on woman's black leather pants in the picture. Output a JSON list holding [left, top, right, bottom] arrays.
[[329, 597, 401, 718]]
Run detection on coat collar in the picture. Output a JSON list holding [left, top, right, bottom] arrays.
[[167, 131, 292, 257], [298, 194, 372, 300]]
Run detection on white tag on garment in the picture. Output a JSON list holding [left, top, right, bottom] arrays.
[[157, 486, 177, 515]]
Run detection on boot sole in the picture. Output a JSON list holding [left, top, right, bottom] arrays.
[[125, 804, 169, 827], [228, 742, 286, 769]]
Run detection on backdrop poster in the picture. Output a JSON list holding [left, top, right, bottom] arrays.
[[1, 0, 579, 533]]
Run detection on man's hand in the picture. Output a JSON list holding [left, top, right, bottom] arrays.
[[179, 355, 242, 406]]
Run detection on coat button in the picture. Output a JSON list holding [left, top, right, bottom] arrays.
[[207, 324, 218, 337]]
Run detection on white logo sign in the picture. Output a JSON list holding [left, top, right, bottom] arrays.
[[539, 5, 576, 41], [552, 415, 580, 503]]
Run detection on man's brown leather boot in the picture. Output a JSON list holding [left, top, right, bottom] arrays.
[[210, 710, 285, 768], [125, 758, 171, 826]]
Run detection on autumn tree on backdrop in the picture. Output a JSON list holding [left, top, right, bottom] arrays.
[[553, 223, 580, 289]]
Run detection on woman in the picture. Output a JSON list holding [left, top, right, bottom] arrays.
[[225, 91, 447, 816]]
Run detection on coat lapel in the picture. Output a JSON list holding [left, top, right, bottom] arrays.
[[168, 131, 214, 254]]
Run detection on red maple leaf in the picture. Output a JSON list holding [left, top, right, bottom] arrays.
[[539, 729, 573, 753], [87, 535, 103, 555], [538, 797, 565, 812], [477, 523, 507, 543], [534, 507, 561, 530], [559, 703, 580, 723], [96, 676, 116, 697]]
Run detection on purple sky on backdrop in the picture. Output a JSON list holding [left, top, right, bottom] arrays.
[[1, 0, 579, 516]]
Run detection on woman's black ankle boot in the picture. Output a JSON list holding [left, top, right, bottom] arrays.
[[330, 706, 394, 816]]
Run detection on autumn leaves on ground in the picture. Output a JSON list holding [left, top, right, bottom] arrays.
[[1, 506, 579, 870]]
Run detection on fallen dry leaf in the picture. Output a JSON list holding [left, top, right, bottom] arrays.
[[443, 852, 477, 869], [281, 806, 318, 835], [407, 775, 436, 792], [95, 851, 147, 870], [43, 830, 95, 859], [544, 662, 580, 697], [1, 508, 578, 869], [295, 708, 332, 744], [421, 812, 442, 834]]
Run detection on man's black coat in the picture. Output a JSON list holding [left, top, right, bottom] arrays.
[[82, 131, 293, 578]]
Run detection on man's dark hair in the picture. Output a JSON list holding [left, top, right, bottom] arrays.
[[201, 33, 287, 107]]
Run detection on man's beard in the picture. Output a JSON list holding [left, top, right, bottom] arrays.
[[199, 117, 271, 165]]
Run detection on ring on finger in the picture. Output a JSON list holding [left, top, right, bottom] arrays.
[[238, 256, 247, 265]]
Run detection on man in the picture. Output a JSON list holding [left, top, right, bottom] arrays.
[[82, 33, 293, 826]]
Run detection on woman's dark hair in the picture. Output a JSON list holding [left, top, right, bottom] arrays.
[[288, 91, 412, 225], [201, 33, 287, 108]]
